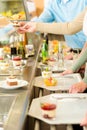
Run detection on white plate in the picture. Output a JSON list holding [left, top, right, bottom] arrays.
[[0, 80, 28, 89]]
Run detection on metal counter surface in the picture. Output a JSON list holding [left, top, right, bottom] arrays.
[[0, 33, 42, 130]]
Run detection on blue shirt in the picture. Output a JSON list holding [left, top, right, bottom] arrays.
[[35, 0, 87, 49]]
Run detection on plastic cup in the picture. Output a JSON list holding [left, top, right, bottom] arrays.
[[12, 55, 22, 67], [41, 65, 52, 78], [40, 96, 57, 119]]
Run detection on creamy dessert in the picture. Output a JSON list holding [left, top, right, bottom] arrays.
[[6, 76, 18, 86], [41, 65, 52, 78], [0, 57, 9, 72], [42, 71, 52, 78], [40, 102, 57, 119], [12, 56, 22, 66]]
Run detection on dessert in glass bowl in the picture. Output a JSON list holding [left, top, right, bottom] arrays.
[[40, 98, 57, 119], [0, 57, 9, 72], [41, 65, 52, 78], [44, 77, 57, 86], [12, 55, 22, 67]]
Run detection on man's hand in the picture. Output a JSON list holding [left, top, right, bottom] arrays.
[[18, 22, 36, 33], [61, 69, 73, 75], [69, 81, 87, 93], [64, 52, 73, 60], [80, 113, 87, 126]]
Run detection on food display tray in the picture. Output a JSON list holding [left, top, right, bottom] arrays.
[[34, 73, 82, 91], [29, 93, 87, 125]]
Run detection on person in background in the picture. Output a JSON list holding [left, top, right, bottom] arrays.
[[62, 11, 87, 94], [80, 13, 87, 125], [18, 0, 87, 51], [18, 1, 87, 129]]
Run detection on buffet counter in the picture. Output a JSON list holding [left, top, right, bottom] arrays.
[[0, 33, 42, 130]]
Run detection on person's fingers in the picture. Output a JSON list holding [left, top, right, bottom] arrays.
[[72, 89, 78, 93], [69, 88, 72, 93], [69, 86, 73, 93], [80, 113, 87, 126], [19, 22, 25, 26], [21, 22, 32, 29], [69, 85, 77, 93], [61, 71, 68, 75], [23, 24, 30, 29], [80, 119, 87, 126], [69, 88, 77, 93], [17, 28, 26, 33], [62, 70, 71, 75], [28, 28, 34, 32]]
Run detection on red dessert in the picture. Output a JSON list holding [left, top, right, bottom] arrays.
[[44, 77, 57, 86], [0, 57, 4, 61], [40, 103, 56, 119], [13, 56, 21, 61], [12, 56, 22, 66]]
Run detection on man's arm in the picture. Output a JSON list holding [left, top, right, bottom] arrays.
[[36, 7, 87, 34]]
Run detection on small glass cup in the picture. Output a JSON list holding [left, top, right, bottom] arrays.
[[41, 65, 52, 78], [0, 58, 10, 73], [11, 55, 25, 77], [58, 51, 64, 71], [12, 55, 22, 67], [40, 96, 57, 120], [8, 65, 14, 76]]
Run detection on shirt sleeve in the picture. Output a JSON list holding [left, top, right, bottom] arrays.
[[32, 0, 55, 22], [71, 48, 87, 72], [83, 75, 87, 84], [0, 24, 15, 37], [36, 7, 87, 34]]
